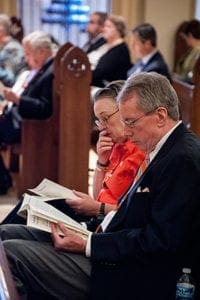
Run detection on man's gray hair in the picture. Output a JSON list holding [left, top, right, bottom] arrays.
[[117, 72, 180, 121], [22, 30, 52, 51]]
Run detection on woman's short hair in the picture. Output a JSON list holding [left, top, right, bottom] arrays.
[[107, 15, 127, 38], [93, 80, 125, 103]]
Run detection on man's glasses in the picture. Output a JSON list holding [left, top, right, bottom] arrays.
[[121, 110, 154, 128], [95, 109, 119, 127]]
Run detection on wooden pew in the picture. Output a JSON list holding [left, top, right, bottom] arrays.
[[171, 76, 194, 127], [190, 56, 200, 136], [58, 46, 92, 192], [18, 42, 91, 196], [0, 239, 20, 300], [18, 42, 73, 195]]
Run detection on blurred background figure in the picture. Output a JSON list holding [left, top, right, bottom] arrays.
[[127, 23, 171, 81], [0, 14, 25, 88], [91, 14, 131, 90], [82, 11, 107, 53], [174, 19, 200, 84], [0, 30, 54, 194], [82, 11, 108, 71], [10, 16, 24, 43]]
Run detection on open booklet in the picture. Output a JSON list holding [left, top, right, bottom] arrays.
[[17, 178, 90, 239], [28, 178, 81, 201]]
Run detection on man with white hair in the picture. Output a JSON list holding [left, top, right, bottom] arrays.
[[0, 30, 54, 194]]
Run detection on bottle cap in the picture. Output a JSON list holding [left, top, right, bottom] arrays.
[[182, 268, 191, 274]]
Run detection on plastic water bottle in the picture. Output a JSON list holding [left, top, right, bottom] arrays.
[[176, 268, 195, 299]]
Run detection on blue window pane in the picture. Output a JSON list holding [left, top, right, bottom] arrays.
[[17, 0, 111, 47]]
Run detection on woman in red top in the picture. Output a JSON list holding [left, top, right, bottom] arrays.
[[1, 81, 145, 224], [67, 80, 145, 217]]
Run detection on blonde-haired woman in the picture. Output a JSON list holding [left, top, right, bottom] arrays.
[[91, 14, 131, 88]]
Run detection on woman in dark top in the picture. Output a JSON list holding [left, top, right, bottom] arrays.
[[91, 14, 131, 88]]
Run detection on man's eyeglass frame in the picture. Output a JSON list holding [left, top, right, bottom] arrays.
[[121, 110, 155, 128]]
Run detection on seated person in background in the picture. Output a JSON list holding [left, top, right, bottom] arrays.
[[91, 14, 131, 90], [10, 16, 24, 43], [1, 72, 200, 300], [0, 14, 25, 87], [0, 30, 54, 194], [1, 80, 145, 225], [82, 11, 108, 70], [174, 19, 200, 84], [127, 23, 171, 81]]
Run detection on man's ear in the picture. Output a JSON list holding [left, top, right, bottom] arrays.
[[156, 107, 168, 127]]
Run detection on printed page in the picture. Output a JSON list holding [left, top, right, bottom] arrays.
[[28, 178, 81, 201], [27, 212, 89, 239], [18, 194, 89, 237], [17, 195, 54, 218], [0, 81, 5, 95]]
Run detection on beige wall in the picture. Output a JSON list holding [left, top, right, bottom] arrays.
[[0, 0, 17, 16], [112, 0, 195, 71]]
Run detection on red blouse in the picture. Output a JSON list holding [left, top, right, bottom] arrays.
[[97, 140, 145, 204]]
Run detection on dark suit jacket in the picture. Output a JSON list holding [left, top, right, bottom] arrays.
[[127, 51, 171, 81], [17, 57, 54, 119], [89, 123, 200, 300], [9, 57, 54, 125], [0, 57, 54, 144]]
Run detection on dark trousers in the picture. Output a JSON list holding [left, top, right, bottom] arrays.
[[0, 112, 21, 193], [0, 155, 12, 194], [0, 113, 20, 144]]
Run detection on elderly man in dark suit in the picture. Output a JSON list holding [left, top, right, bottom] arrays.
[[0, 30, 54, 193], [127, 23, 171, 81], [1, 72, 200, 300]]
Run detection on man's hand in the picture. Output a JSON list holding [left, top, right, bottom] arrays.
[[51, 222, 87, 253], [3, 88, 20, 104], [66, 190, 100, 216]]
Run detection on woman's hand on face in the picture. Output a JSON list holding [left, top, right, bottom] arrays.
[[96, 129, 114, 164]]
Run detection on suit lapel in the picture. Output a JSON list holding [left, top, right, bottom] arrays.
[[141, 51, 159, 71], [27, 58, 53, 87]]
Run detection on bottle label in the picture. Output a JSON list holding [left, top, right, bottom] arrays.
[[176, 284, 195, 299]]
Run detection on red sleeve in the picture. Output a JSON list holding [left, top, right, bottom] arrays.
[[97, 144, 145, 204]]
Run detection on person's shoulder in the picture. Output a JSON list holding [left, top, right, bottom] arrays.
[[5, 37, 23, 49], [145, 51, 171, 78], [108, 42, 130, 58], [150, 50, 167, 63]]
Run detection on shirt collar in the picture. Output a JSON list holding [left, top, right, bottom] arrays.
[[149, 120, 182, 162], [90, 33, 103, 45], [141, 49, 158, 66]]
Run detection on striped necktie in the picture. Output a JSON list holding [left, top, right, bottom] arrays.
[[134, 155, 150, 183], [117, 155, 150, 206]]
